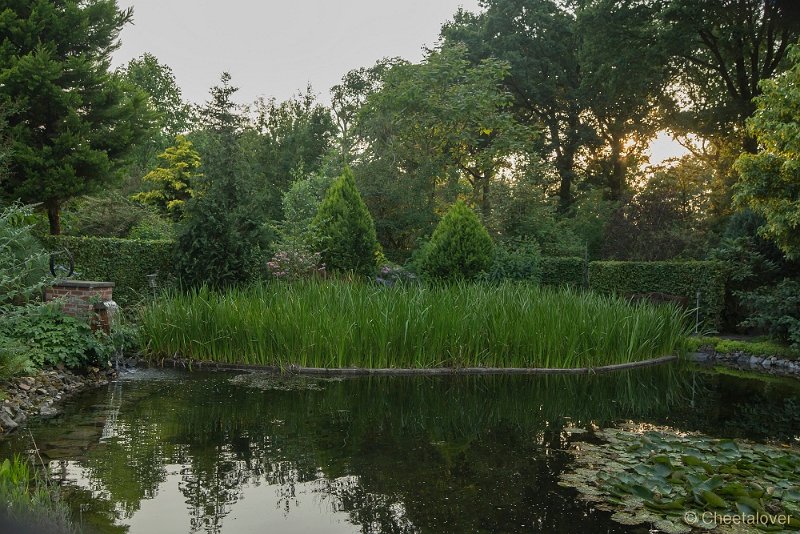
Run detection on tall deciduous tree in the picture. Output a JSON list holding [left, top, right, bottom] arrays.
[[358, 45, 537, 230], [442, 0, 587, 209], [251, 87, 335, 219], [0, 0, 153, 234], [120, 53, 191, 171], [662, 0, 800, 153], [734, 42, 800, 260]]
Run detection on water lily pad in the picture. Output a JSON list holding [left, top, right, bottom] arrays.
[[559, 425, 800, 533]]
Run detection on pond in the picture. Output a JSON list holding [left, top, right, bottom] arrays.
[[1, 364, 799, 533]]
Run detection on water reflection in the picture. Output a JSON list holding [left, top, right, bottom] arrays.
[[1, 365, 798, 533]]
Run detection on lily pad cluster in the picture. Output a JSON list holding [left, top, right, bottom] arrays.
[[559, 426, 800, 533]]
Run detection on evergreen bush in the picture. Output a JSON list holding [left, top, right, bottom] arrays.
[[312, 168, 379, 276], [418, 201, 494, 280]]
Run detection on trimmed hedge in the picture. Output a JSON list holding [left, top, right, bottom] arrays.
[[588, 261, 727, 329], [540, 257, 585, 287], [41, 236, 175, 305]]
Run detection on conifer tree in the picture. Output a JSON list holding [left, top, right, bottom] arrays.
[[313, 168, 379, 275]]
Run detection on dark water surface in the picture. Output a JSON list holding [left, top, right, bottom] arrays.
[[2, 364, 799, 534]]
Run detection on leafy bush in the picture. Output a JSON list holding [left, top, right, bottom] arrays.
[[540, 257, 586, 287], [267, 246, 325, 281], [312, 168, 379, 276], [375, 264, 418, 286], [54, 192, 174, 239], [739, 279, 800, 349], [482, 238, 542, 283], [588, 261, 728, 329], [0, 303, 112, 369], [418, 201, 494, 280], [281, 172, 334, 246], [0, 203, 49, 304], [40, 236, 174, 305]]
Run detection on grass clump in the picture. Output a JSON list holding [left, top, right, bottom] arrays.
[[687, 336, 799, 360], [0, 455, 76, 534], [140, 281, 690, 369]]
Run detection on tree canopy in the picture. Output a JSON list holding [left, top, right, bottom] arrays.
[[0, 0, 153, 234]]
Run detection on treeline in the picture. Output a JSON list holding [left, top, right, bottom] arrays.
[[1, 1, 799, 340]]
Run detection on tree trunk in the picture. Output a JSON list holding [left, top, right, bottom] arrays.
[[480, 176, 491, 220], [46, 201, 61, 235], [608, 136, 626, 201], [555, 153, 576, 213]]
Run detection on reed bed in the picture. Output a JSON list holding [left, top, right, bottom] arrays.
[[139, 281, 690, 369]]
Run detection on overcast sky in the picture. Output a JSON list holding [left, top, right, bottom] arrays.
[[113, 0, 481, 106]]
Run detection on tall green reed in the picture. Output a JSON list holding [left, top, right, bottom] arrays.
[[139, 281, 691, 369]]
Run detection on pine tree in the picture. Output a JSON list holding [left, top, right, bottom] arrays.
[[419, 201, 494, 280], [0, 0, 153, 234], [313, 168, 379, 275]]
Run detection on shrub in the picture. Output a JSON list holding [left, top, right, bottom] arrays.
[[482, 238, 542, 283], [281, 173, 334, 246], [376, 264, 418, 287], [312, 168, 379, 276], [418, 201, 494, 280], [267, 246, 325, 281], [0, 303, 111, 369], [0, 203, 49, 305], [39, 236, 175, 305], [55, 192, 174, 239], [739, 279, 800, 349], [540, 257, 585, 287], [588, 261, 727, 329]]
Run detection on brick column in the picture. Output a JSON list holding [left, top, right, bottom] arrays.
[[44, 281, 115, 331]]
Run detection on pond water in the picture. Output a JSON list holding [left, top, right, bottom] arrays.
[[2, 364, 799, 533]]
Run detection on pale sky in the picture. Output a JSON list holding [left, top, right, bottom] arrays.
[[114, 0, 481, 105]]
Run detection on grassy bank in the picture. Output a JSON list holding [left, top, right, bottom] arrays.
[[139, 282, 690, 369]]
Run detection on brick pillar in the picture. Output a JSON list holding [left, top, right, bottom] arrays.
[[44, 281, 115, 333]]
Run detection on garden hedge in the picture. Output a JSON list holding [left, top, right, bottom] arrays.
[[539, 257, 586, 287], [588, 261, 727, 329], [41, 236, 175, 305]]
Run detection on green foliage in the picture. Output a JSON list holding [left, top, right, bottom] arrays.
[[0, 203, 49, 304], [40, 235, 174, 305], [55, 191, 174, 239], [312, 168, 379, 276], [588, 261, 728, 329], [561, 427, 800, 533], [0, 303, 111, 369], [131, 135, 201, 220], [0, 0, 154, 234], [686, 336, 799, 359], [266, 246, 325, 282], [482, 238, 542, 283], [280, 172, 334, 246], [251, 88, 335, 219], [418, 201, 494, 280], [0, 455, 76, 534], [176, 74, 275, 288], [540, 257, 586, 287], [140, 281, 690, 369], [739, 279, 800, 350], [734, 42, 800, 260]]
